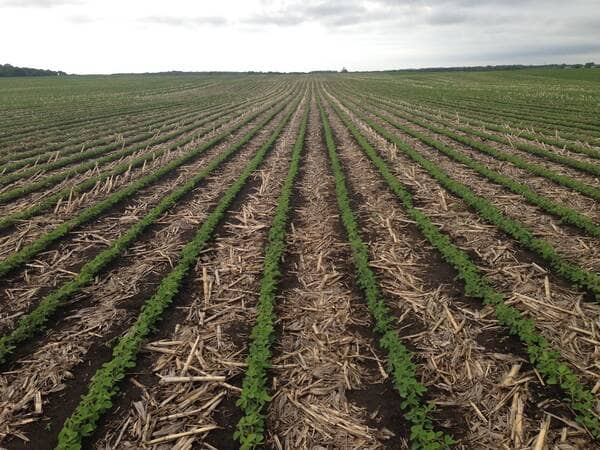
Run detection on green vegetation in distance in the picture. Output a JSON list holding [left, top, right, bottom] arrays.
[[0, 63, 67, 77]]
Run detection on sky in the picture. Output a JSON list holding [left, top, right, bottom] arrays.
[[1, 0, 599, 74]]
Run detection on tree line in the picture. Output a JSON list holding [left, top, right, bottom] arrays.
[[0, 64, 67, 77]]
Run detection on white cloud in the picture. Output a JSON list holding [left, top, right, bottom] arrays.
[[0, 0, 598, 73]]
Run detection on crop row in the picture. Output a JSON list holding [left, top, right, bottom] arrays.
[[378, 81, 600, 142], [0, 78, 233, 144], [351, 90, 600, 177], [0, 85, 290, 199], [336, 81, 600, 178], [319, 96, 455, 449], [457, 91, 599, 125], [330, 93, 600, 300], [0, 92, 298, 367], [0, 101, 199, 161], [235, 98, 309, 449], [0, 81, 289, 179], [0, 101, 173, 145], [0, 103, 207, 170], [54, 93, 303, 450], [398, 97, 600, 160], [0, 80, 288, 164], [327, 95, 600, 438], [426, 95, 600, 136], [418, 97, 600, 145], [333, 91, 599, 235], [339, 78, 600, 150], [0, 85, 293, 229], [0, 99, 189, 148], [0, 88, 296, 280], [0, 102, 243, 186]]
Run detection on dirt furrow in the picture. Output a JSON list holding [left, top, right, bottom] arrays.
[[0, 100, 269, 222], [371, 101, 600, 223], [0, 103, 288, 325], [0, 103, 195, 163], [324, 98, 596, 448], [0, 110, 210, 194], [90, 96, 308, 450], [330, 95, 600, 391], [0, 100, 292, 332], [0, 98, 298, 448], [399, 100, 600, 165], [262, 98, 405, 449], [354, 104, 599, 272], [448, 123, 600, 188]]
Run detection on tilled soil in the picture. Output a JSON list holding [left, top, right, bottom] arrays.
[[354, 103, 600, 272], [323, 97, 595, 448], [0, 96, 299, 448], [90, 94, 308, 450], [0, 77, 598, 450], [365, 100, 600, 223], [327, 93, 600, 392], [0, 99, 293, 331], [0, 92, 284, 254], [266, 98, 406, 449]]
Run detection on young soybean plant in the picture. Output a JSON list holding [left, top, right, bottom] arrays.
[[55, 95, 303, 450], [235, 98, 309, 449], [329, 97, 600, 440], [319, 95, 455, 450]]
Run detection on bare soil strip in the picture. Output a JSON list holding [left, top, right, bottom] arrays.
[[427, 105, 599, 166], [0, 103, 201, 174], [323, 97, 596, 448], [328, 93, 600, 394], [0, 102, 292, 332], [363, 98, 600, 223], [0, 98, 279, 261], [90, 95, 308, 450], [0, 90, 283, 221], [353, 102, 600, 272], [262, 97, 405, 449], [0, 99, 297, 448], [377, 95, 600, 167], [0, 107, 218, 194]]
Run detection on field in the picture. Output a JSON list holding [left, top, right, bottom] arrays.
[[0, 69, 598, 449]]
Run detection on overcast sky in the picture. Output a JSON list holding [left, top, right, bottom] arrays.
[[1, 0, 599, 74]]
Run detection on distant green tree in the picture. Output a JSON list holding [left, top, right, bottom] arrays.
[[0, 63, 66, 77]]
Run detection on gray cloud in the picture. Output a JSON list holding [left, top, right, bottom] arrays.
[[2, 0, 598, 71], [245, 1, 390, 27], [426, 10, 468, 25], [244, 0, 600, 66], [141, 16, 227, 27], [247, 0, 593, 31], [482, 42, 600, 60]]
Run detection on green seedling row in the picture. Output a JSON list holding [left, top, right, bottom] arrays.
[[54, 93, 302, 450], [329, 98, 600, 439], [235, 99, 309, 449], [320, 96, 455, 449], [336, 96, 600, 300]]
